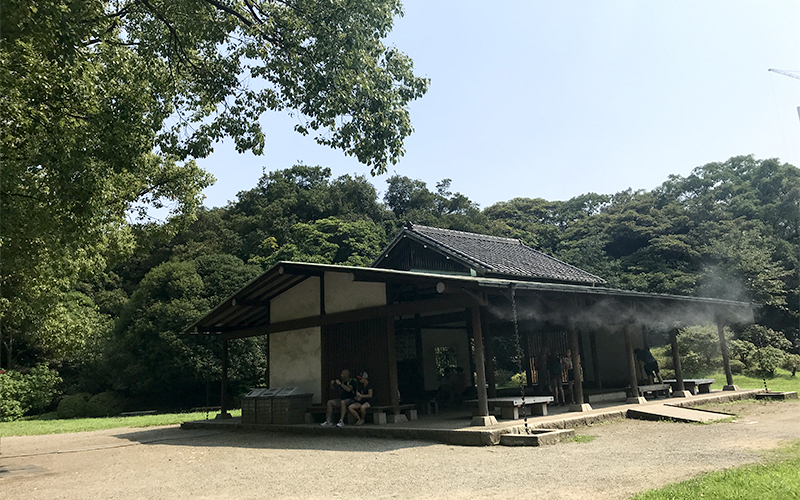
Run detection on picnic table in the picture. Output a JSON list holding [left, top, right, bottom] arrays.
[[468, 396, 554, 420], [664, 378, 715, 395]]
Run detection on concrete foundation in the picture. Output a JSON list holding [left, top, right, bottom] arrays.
[[671, 390, 694, 398], [723, 385, 740, 391], [569, 403, 593, 412], [470, 415, 498, 426], [755, 391, 798, 401], [626, 396, 647, 405], [499, 429, 575, 446], [387, 414, 408, 424]]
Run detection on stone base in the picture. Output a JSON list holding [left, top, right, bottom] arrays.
[[569, 403, 593, 412], [386, 413, 408, 424], [671, 390, 694, 398], [215, 412, 233, 420], [723, 385, 740, 391], [756, 391, 798, 401], [470, 415, 498, 426], [626, 397, 647, 405], [499, 429, 574, 446]]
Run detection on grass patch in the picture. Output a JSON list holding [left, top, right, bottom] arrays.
[[0, 409, 241, 437], [707, 369, 799, 393], [630, 440, 800, 500], [568, 434, 597, 443]]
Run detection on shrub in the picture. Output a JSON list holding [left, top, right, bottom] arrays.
[[730, 339, 757, 367], [738, 324, 792, 351], [729, 359, 746, 375], [746, 347, 785, 378], [86, 391, 126, 417], [681, 351, 707, 377], [0, 364, 62, 421], [781, 354, 800, 376], [494, 369, 514, 387], [511, 372, 527, 387], [57, 393, 91, 419]]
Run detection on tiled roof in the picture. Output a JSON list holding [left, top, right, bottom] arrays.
[[400, 224, 606, 284]]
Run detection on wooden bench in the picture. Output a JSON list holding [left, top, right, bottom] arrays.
[[305, 404, 417, 425], [467, 396, 554, 420], [664, 379, 715, 395], [635, 384, 671, 399]]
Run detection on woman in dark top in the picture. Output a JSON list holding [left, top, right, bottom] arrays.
[[348, 372, 373, 425]]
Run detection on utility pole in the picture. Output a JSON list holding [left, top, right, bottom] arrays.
[[768, 69, 800, 123]]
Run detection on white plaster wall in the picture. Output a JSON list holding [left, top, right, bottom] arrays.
[[421, 329, 470, 391], [270, 276, 320, 322], [324, 272, 386, 313], [269, 327, 323, 403]]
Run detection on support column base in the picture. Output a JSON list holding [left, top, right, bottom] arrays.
[[470, 415, 498, 426], [215, 412, 232, 420], [723, 385, 740, 391], [387, 414, 408, 424], [672, 390, 694, 398], [569, 403, 593, 412], [626, 397, 647, 405]]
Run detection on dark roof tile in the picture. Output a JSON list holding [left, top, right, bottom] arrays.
[[403, 224, 605, 284]]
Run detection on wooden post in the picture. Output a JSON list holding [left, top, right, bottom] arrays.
[[483, 315, 497, 398], [568, 299, 591, 411], [387, 315, 401, 416], [670, 328, 691, 397], [217, 338, 232, 419], [470, 306, 496, 426], [716, 316, 738, 390], [624, 324, 644, 404], [590, 331, 601, 389], [568, 325, 585, 404]]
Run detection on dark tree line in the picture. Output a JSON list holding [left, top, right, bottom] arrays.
[[2, 156, 797, 418]]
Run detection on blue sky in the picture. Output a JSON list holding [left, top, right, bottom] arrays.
[[197, 1, 800, 211]]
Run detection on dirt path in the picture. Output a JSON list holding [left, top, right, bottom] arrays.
[[2, 400, 798, 500]]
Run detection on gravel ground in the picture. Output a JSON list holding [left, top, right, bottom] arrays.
[[1, 400, 798, 500]]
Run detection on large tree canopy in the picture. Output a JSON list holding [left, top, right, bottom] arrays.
[[1, 0, 427, 363]]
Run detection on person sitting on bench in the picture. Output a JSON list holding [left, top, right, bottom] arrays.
[[321, 368, 356, 427], [348, 372, 373, 425], [634, 348, 664, 385]]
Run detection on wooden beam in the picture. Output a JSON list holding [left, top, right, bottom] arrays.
[[717, 316, 737, 390], [218, 339, 231, 419], [483, 313, 496, 399], [624, 324, 639, 400], [470, 306, 490, 418], [568, 316, 585, 405], [221, 294, 475, 340], [387, 315, 400, 415], [670, 328, 686, 392]]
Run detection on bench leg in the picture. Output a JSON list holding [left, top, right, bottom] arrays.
[[404, 409, 418, 421], [531, 403, 547, 416], [371, 412, 387, 425], [699, 385, 711, 394], [500, 406, 519, 420], [304, 412, 314, 424]]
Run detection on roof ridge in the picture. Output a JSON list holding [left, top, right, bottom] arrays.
[[409, 224, 523, 245]]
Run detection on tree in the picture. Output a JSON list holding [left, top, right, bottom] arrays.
[[107, 255, 265, 406], [1, 1, 426, 368]]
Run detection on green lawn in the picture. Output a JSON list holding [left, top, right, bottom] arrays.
[[0, 409, 241, 437], [631, 440, 800, 500], [707, 368, 800, 393]]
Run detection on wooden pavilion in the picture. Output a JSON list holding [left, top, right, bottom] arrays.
[[183, 224, 755, 425]]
